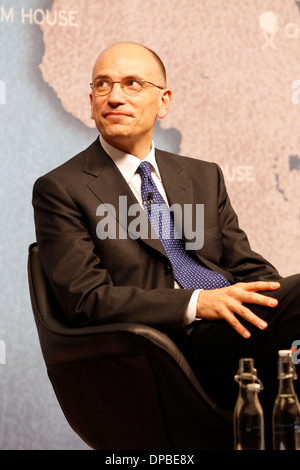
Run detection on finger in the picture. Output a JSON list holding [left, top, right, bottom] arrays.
[[235, 304, 268, 331], [222, 301, 269, 338], [214, 301, 252, 338], [224, 311, 252, 339], [230, 283, 279, 307], [240, 281, 281, 292], [241, 291, 279, 308]]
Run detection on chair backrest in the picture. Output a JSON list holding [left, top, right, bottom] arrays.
[[27, 242, 233, 450]]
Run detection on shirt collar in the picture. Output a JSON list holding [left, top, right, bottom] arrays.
[[99, 135, 162, 183]]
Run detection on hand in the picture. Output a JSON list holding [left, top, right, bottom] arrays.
[[196, 281, 280, 338]]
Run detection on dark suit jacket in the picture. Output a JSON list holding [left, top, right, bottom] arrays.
[[32, 138, 281, 338]]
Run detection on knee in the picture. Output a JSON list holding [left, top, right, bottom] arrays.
[[276, 273, 300, 304]]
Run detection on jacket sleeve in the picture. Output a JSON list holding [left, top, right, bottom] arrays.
[[215, 164, 282, 282]]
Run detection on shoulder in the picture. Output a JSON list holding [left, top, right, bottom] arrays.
[[155, 148, 223, 179], [33, 139, 100, 189]]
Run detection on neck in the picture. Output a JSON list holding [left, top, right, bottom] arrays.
[[102, 135, 153, 160], [278, 376, 296, 395]]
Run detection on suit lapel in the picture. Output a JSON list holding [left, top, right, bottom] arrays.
[[155, 149, 193, 207], [84, 139, 137, 214], [84, 139, 168, 258]]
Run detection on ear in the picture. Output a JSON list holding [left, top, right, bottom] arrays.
[[157, 89, 172, 120], [89, 93, 95, 120]]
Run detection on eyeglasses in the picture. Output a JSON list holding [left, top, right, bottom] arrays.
[[90, 76, 164, 96]]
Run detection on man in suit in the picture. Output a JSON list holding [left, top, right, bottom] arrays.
[[33, 42, 300, 416]]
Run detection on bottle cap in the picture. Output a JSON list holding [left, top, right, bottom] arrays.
[[278, 350, 292, 357], [246, 383, 261, 392]]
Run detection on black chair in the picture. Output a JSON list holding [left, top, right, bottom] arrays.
[[27, 242, 233, 450]]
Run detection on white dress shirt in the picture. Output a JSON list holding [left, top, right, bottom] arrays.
[[99, 135, 199, 325]]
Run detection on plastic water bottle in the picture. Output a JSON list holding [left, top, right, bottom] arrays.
[[272, 350, 300, 450], [234, 358, 265, 450]]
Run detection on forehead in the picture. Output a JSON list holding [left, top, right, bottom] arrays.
[[93, 45, 159, 79]]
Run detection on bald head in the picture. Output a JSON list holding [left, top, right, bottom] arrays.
[[92, 42, 167, 88]]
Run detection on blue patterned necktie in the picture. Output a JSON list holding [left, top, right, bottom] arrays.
[[138, 161, 230, 289]]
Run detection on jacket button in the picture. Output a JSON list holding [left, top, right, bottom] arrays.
[[164, 264, 171, 275]]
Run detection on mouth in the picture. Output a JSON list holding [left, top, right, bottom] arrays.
[[104, 112, 132, 119]]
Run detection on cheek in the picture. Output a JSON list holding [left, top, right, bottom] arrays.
[[141, 104, 159, 127], [136, 99, 159, 121], [91, 96, 105, 114], [91, 103, 105, 125]]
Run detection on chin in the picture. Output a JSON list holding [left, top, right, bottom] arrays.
[[101, 127, 135, 141]]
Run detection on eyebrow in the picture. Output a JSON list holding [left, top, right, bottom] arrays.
[[93, 74, 144, 81]]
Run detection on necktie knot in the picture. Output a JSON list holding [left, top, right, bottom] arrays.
[[138, 161, 152, 180]]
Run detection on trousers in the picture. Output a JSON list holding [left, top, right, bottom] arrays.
[[185, 273, 300, 449]]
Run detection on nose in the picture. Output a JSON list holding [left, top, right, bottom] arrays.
[[107, 82, 127, 105]]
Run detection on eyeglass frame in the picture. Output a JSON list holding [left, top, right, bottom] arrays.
[[89, 75, 164, 96]]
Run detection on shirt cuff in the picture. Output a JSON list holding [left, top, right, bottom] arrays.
[[184, 289, 202, 325]]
